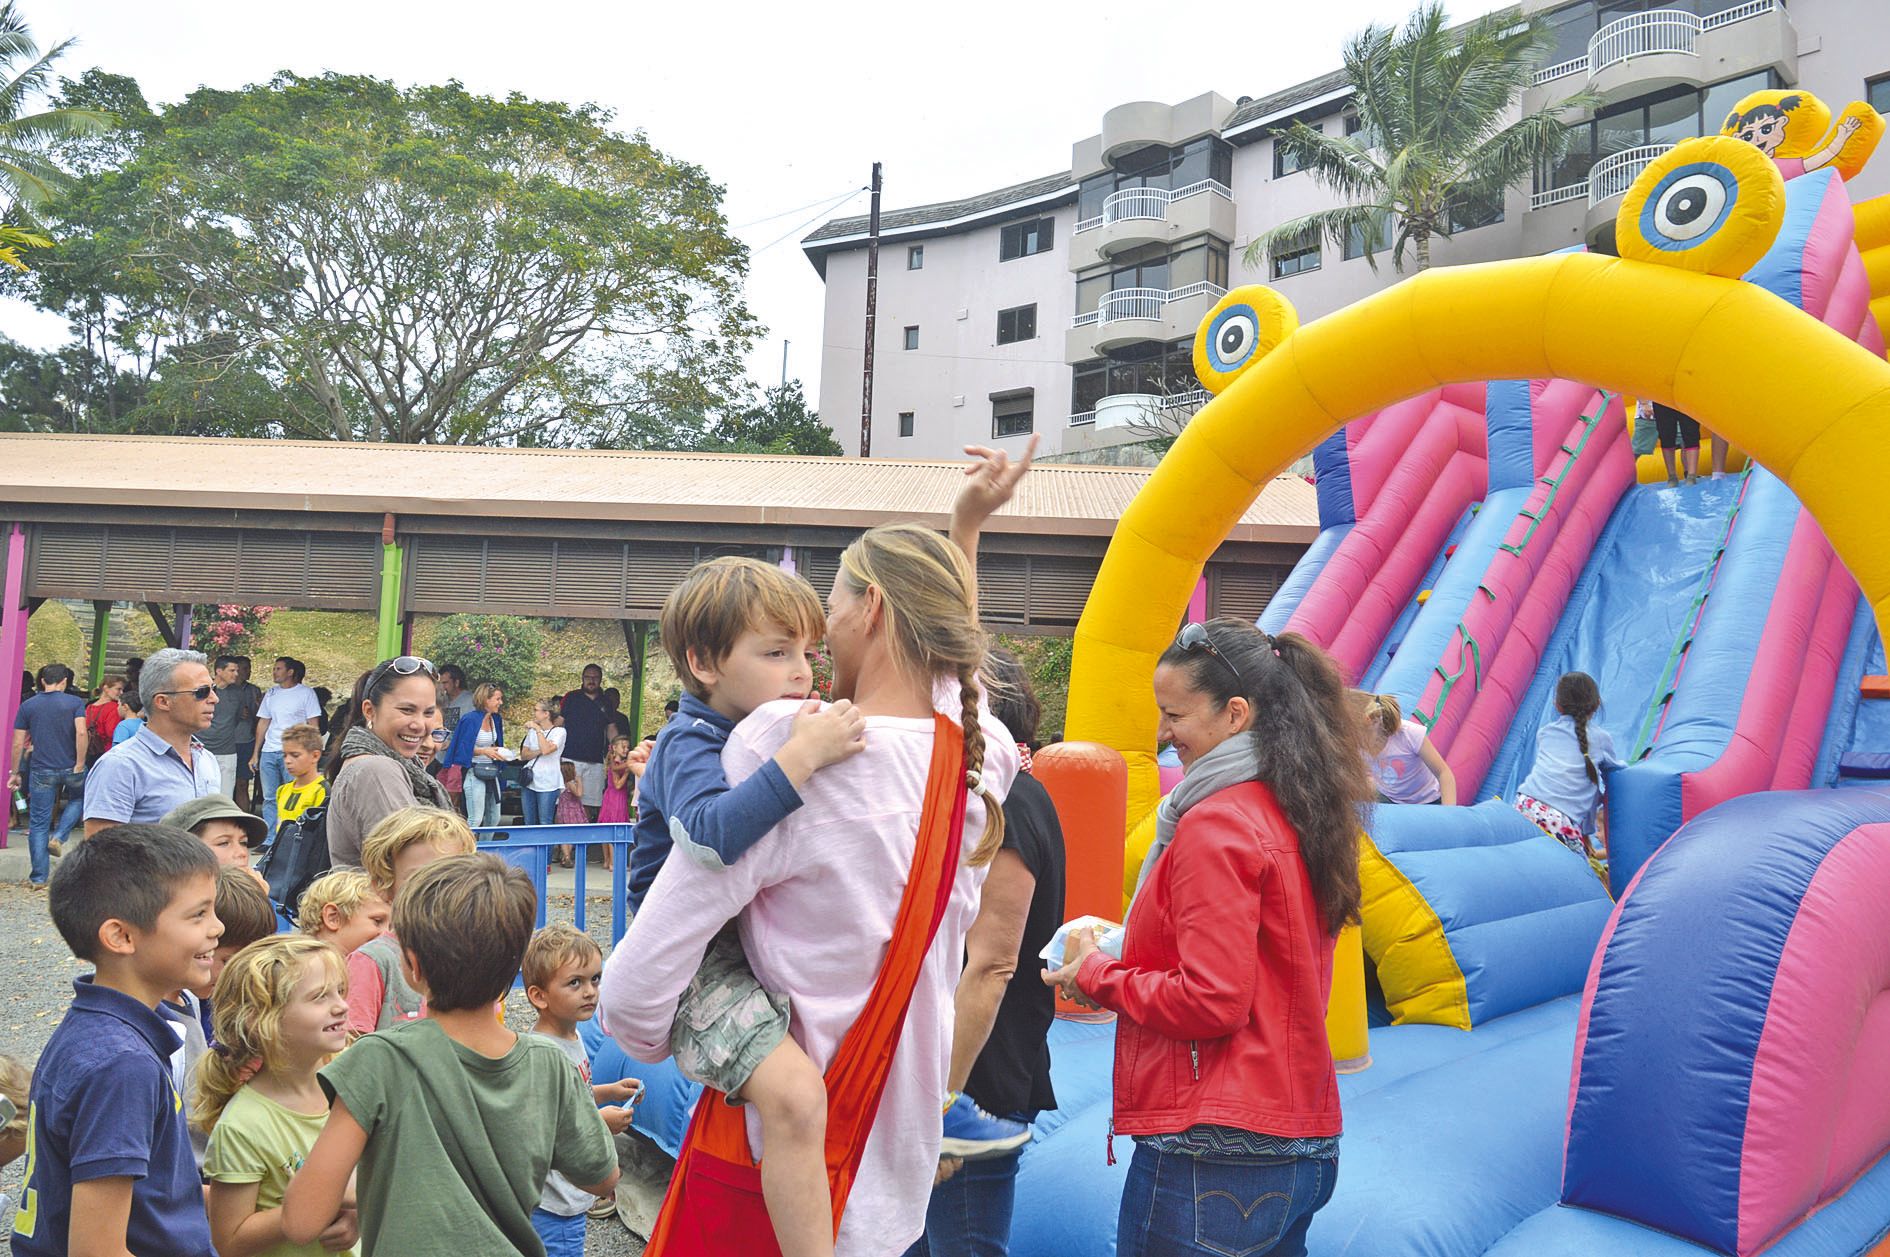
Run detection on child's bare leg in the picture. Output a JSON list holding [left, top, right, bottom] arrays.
[[742, 1038, 833, 1257]]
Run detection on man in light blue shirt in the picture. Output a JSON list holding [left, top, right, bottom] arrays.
[[83, 649, 221, 836]]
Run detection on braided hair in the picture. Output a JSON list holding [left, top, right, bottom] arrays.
[[838, 524, 1005, 866], [1555, 672, 1603, 785]]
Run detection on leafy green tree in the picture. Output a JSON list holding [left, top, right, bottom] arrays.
[[704, 381, 843, 456], [0, 334, 145, 430], [24, 71, 757, 445], [0, 1, 109, 221], [1243, 2, 1596, 274], [428, 615, 543, 703]]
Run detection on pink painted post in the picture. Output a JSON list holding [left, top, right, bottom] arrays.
[[779, 545, 797, 576], [1187, 576, 1209, 625], [0, 524, 29, 827]]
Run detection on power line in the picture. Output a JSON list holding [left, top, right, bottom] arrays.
[[731, 186, 870, 230], [751, 188, 869, 253]]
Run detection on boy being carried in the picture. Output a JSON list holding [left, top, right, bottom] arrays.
[[624, 556, 867, 1257], [282, 854, 618, 1256], [12, 824, 223, 1257], [523, 924, 641, 1256]]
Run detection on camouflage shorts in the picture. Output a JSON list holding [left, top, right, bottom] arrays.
[[670, 924, 791, 1100]]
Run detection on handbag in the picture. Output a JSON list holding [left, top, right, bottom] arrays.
[[470, 757, 502, 781], [643, 713, 968, 1257], [258, 806, 332, 921]]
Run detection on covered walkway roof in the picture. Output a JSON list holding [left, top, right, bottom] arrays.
[[0, 433, 1316, 635]]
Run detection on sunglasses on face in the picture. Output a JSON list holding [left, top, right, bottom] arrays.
[[1175, 622, 1251, 691], [157, 684, 217, 701]]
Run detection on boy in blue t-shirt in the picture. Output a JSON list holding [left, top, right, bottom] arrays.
[[10, 823, 225, 1257]]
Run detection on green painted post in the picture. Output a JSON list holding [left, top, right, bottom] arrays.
[[88, 601, 110, 689], [624, 621, 648, 738], [375, 542, 404, 661]]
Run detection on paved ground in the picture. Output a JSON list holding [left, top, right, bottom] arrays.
[[0, 832, 650, 1254]]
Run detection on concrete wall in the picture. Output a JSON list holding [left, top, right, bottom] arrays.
[[817, 206, 1078, 459]]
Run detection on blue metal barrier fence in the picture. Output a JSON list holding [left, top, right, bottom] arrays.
[[473, 822, 634, 944]]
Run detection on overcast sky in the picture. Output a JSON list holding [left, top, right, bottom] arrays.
[[3, 0, 1507, 411]]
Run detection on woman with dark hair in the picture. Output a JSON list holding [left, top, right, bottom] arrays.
[[1044, 618, 1370, 1257], [907, 647, 1065, 1256], [323, 658, 453, 867]]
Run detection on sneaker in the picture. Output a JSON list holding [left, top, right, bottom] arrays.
[[939, 1092, 1030, 1160], [47, 839, 62, 857]]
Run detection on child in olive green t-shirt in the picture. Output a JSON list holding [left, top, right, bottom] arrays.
[[282, 855, 618, 1256]]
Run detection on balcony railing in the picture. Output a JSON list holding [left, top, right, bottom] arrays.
[[1071, 281, 1228, 329], [1589, 144, 1674, 202], [1069, 388, 1211, 429], [1529, 143, 1676, 211], [1074, 180, 1233, 234], [1531, 1, 1778, 86]]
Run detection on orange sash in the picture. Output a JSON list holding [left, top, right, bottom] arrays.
[[644, 713, 969, 1255]]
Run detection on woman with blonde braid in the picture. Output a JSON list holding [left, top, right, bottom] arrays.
[[601, 519, 1021, 1257]]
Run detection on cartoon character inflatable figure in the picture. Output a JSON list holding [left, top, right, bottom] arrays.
[[1719, 89, 1883, 181]]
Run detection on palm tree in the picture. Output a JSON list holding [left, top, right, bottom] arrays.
[[1243, 2, 1597, 275], [0, 220, 48, 268], [0, 1, 110, 222]]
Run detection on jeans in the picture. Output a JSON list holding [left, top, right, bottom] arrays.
[[522, 787, 560, 826], [27, 769, 85, 884], [259, 750, 287, 833], [1116, 1146, 1337, 1257], [902, 1149, 1021, 1256], [530, 1207, 586, 1257], [464, 769, 502, 828]]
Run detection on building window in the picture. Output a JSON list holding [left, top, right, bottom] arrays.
[[1342, 112, 1381, 149], [907, 245, 924, 270], [1870, 74, 1890, 115], [903, 325, 919, 351], [1071, 338, 1202, 413], [898, 411, 915, 438], [992, 393, 1034, 438], [1343, 211, 1394, 261], [997, 304, 1037, 344], [1075, 241, 1229, 314], [1272, 121, 1323, 178], [1078, 137, 1234, 219], [1535, 70, 1778, 195], [1000, 217, 1055, 261], [1271, 232, 1321, 279], [1445, 186, 1504, 233]]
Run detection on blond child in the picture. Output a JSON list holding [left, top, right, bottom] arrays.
[[275, 725, 327, 839], [197, 935, 357, 1257], [1357, 691, 1458, 805], [523, 925, 640, 1255], [345, 807, 476, 1035], [620, 557, 868, 1257], [282, 856, 617, 1254], [296, 868, 390, 956]]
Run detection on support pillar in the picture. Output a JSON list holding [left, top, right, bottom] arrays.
[[145, 602, 178, 648], [375, 514, 404, 661], [1, 524, 30, 797], [620, 620, 648, 739], [88, 601, 111, 689], [173, 603, 192, 653]]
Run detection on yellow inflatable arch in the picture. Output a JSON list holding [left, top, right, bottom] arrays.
[[1067, 136, 1890, 829]]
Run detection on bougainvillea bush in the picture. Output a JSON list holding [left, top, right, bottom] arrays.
[[428, 614, 543, 703], [191, 604, 277, 655]]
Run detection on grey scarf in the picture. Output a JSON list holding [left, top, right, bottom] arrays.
[[340, 724, 453, 812], [1131, 734, 1263, 918]]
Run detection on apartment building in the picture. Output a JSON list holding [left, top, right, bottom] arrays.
[[804, 0, 1890, 460]]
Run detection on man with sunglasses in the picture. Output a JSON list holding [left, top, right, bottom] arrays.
[[83, 648, 223, 837]]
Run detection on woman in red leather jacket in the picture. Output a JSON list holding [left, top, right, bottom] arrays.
[[1045, 619, 1370, 1257]]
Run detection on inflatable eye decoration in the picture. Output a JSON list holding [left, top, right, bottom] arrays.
[[1617, 136, 1784, 278], [1194, 285, 1298, 396]]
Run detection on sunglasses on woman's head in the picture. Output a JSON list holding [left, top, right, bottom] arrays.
[[367, 655, 438, 690], [1175, 622, 1251, 690]]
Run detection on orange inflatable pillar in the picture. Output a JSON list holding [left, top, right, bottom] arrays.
[[1034, 742, 1128, 1017]]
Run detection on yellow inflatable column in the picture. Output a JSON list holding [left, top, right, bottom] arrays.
[[1327, 923, 1371, 1073]]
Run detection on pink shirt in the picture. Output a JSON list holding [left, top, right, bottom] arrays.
[[599, 691, 1018, 1257], [1373, 718, 1441, 804]]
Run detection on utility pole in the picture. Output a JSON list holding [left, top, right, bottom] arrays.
[[780, 340, 789, 390], [859, 160, 882, 458]]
